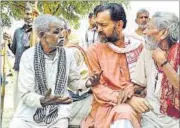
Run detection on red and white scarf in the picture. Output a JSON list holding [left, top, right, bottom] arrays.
[[160, 43, 180, 119], [107, 35, 143, 79]]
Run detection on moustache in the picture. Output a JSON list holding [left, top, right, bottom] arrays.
[[98, 31, 105, 36], [25, 18, 33, 22], [56, 37, 65, 46]]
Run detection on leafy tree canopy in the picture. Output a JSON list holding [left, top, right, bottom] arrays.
[[1, 0, 129, 29]]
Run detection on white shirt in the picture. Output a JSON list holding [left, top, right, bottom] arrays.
[[13, 46, 87, 127], [83, 28, 99, 48], [132, 48, 179, 128]]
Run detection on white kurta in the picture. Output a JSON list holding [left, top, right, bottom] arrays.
[[83, 28, 99, 49], [9, 46, 87, 128], [132, 48, 179, 128], [67, 46, 93, 126]]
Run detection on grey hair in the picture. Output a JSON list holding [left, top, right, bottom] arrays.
[[33, 14, 65, 35], [136, 8, 149, 18], [153, 11, 179, 46], [58, 17, 71, 30]]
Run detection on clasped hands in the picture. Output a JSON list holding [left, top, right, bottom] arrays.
[[117, 84, 153, 114]]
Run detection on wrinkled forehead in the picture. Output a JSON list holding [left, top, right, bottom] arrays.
[[49, 22, 65, 30], [137, 12, 149, 18], [95, 10, 112, 23]]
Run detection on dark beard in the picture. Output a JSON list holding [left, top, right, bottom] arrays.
[[98, 25, 119, 44]]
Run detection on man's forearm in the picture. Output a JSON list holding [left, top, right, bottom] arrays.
[[162, 62, 179, 92]]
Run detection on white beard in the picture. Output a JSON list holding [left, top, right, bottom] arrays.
[[139, 24, 148, 29], [144, 35, 159, 50]]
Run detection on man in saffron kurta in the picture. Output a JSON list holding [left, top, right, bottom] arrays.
[[81, 3, 144, 128]]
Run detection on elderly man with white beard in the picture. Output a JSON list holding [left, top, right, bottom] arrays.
[[130, 11, 180, 128]]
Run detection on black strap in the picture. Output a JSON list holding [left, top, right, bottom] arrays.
[[85, 31, 88, 43], [92, 30, 96, 43], [154, 73, 158, 92], [160, 60, 168, 67]]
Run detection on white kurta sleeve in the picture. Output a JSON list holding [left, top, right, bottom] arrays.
[[67, 52, 87, 91], [18, 49, 43, 108], [131, 49, 147, 87]]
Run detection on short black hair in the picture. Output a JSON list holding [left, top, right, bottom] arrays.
[[88, 12, 94, 18], [94, 3, 127, 28]]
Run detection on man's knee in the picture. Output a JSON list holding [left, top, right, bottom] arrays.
[[110, 119, 133, 128]]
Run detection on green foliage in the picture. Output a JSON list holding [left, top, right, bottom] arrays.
[[1, 0, 129, 29]]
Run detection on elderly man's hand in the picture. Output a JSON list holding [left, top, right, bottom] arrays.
[[40, 88, 72, 107], [152, 48, 167, 67], [85, 70, 103, 88], [118, 84, 135, 104], [127, 96, 153, 113], [3, 32, 11, 41]]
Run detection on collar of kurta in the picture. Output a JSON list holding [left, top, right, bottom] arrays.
[[107, 35, 143, 53]]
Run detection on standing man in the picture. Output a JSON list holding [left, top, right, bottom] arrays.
[[82, 3, 144, 128], [9, 14, 96, 128], [84, 12, 99, 48], [3, 2, 38, 110], [134, 9, 150, 40]]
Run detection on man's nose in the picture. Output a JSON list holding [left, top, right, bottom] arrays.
[[97, 26, 102, 33], [143, 17, 149, 21], [26, 15, 32, 19]]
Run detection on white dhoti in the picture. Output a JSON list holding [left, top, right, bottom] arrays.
[[110, 119, 133, 128], [9, 117, 69, 128], [69, 95, 92, 126]]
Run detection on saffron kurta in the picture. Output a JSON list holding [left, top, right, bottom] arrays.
[[81, 35, 143, 128]]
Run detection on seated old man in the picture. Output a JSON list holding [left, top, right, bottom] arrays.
[[9, 14, 96, 128], [129, 11, 180, 128]]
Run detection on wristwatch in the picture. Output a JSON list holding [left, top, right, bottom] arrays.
[[160, 60, 169, 67]]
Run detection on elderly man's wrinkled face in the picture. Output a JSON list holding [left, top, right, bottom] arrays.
[[143, 18, 166, 50], [24, 9, 33, 25], [43, 23, 64, 48], [62, 29, 71, 45], [136, 12, 149, 29], [95, 10, 120, 43]]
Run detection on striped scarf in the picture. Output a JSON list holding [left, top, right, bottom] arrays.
[[33, 43, 67, 124]]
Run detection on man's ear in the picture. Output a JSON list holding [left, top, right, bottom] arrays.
[[160, 29, 168, 40], [117, 20, 124, 29], [39, 32, 44, 38]]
